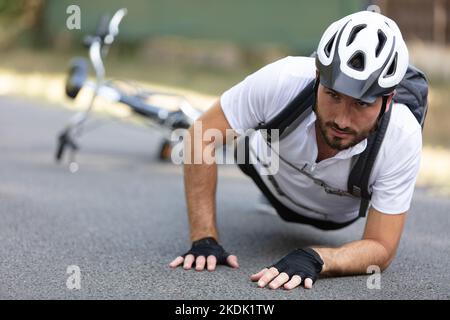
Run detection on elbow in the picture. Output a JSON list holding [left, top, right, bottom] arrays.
[[379, 248, 397, 272], [369, 239, 398, 272], [380, 259, 393, 272]]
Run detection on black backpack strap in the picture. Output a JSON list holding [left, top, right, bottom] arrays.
[[256, 79, 316, 142], [348, 99, 393, 218], [348, 64, 428, 218]]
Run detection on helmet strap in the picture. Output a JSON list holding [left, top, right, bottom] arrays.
[[312, 76, 320, 113], [375, 95, 389, 130]]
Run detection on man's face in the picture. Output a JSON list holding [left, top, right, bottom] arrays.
[[315, 83, 392, 151]]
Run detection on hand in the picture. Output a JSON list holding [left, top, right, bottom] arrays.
[[169, 237, 239, 271], [250, 248, 324, 290]]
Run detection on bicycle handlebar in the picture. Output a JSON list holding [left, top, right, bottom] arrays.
[[94, 14, 110, 39], [105, 8, 128, 44], [83, 8, 128, 49], [85, 9, 128, 84]]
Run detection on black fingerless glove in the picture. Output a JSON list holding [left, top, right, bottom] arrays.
[[271, 248, 324, 283], [183, 237, 230, 265]]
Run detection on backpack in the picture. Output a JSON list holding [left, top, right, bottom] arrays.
[[254, 65, 428, 218]]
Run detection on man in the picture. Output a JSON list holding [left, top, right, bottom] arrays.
[[169, 11, 422, 290]]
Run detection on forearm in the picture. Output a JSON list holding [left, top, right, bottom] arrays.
[[184, 161, 218, 242], [313, 239, 393, 277], [183, 123, 220, 242]]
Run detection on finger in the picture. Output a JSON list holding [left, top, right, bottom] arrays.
[[250, 268, 269, 282], [195, 256, 206, 271], [269, 272, 290, 290], [284, 275, 302, 290], [206, 255, 217, 271], [183, 254, 195, 270], [258, 267, 280, 288], [169, 256, 184, 268], [304, 278, 314, 289], [226, 255, 240, 269]]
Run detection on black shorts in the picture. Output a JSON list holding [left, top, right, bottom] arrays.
[[235, 138, 359, 231]]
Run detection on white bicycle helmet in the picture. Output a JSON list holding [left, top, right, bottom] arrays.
[[316, 11, 409, 103]]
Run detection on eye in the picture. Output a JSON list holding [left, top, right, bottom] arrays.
[[356, 100, 368, 107], [326, 91, 339, 100]]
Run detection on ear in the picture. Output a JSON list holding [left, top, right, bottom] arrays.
[[385, 91, 396, 112]]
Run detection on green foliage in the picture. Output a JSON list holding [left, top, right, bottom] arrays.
[[0, 0, 46, 48], [0, 0, 24, 21]]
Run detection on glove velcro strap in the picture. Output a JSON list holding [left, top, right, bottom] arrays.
[[271, 248, 324, 283], [183, 237, 230, 265]]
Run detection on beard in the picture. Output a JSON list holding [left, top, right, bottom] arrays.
[[315, 106, 377, 151]]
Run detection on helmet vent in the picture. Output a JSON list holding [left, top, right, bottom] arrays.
[[385, 52, 398, 77], [347, 24, 367, 46], [325, 32, 337, 58], [348, 51, 366, 71], [376, 30, 387, 57]]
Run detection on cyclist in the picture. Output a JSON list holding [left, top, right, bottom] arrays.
[[170, 11, 422, 290]]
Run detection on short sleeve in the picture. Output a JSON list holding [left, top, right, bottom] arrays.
[[220, 57, 290, 133], [370, 129, 422, 214]]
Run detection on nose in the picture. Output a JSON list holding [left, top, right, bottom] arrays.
[[334, 101, 353, 130]]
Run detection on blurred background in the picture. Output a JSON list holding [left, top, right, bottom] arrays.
[[0, 0, 449, 193]]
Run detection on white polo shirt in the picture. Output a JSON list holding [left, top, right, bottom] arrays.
[[221, 56, 422, 223]]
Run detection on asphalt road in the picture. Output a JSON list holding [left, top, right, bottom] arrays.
[[0, 96, 449, 300]]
